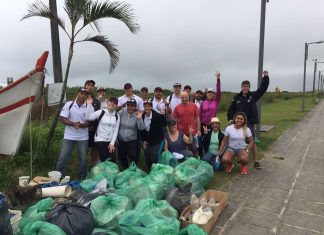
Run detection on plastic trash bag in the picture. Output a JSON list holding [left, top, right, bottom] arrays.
[[175, 158, 214, 195], [117, 177, 164, 205], [114, 162, 147, 189], [88, 160, 119, 179], [212, 156, 223, 171], [80, 173, 111, 193], [20, 221, 66, 235], [90, 194, 132, 230], [147, 164, 175, 192], [118, 210, 180, 235], [91, 228, 120, 235], [0, 193, 13, 235], [159, 151, 178, 167], [165, 185, 191, 214], [46, 202, 94, 235], [178, 224, 207, 235], [20, 198, 53, 230], [135, 198, 178, 218]]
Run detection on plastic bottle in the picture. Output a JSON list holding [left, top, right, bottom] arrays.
[[207, 197, 217, 212], [190, 194, 200, 212], [200, 196, 208, 207]]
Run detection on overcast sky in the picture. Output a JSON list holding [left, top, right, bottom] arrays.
[[1, 0, 324, 92]]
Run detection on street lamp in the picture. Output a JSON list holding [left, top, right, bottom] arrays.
[[256, 0, 269, 141], [312, 60, 324, 102], [318, 70, 323, 98], [302, 40, 324, 111]]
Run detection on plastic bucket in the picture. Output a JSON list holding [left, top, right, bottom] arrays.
[[18, 176, 30, 186]]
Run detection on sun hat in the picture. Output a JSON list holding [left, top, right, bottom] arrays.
[[210, 117, 221, 124]]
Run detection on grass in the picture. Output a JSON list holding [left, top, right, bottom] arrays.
[[0, 89, 317, 192]]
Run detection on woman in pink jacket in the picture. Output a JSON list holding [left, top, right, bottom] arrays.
[[199, 72, 221, 156]]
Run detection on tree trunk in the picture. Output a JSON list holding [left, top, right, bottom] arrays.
[[47, 44, 74, 147]]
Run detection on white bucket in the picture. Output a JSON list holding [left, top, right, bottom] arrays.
[[18, 176, 30, 186], [41, 185, 72, 198], [48, 171, 62, 182]]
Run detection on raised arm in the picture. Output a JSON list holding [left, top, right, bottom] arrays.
[[215, 72, 221, 104], [254, 70, 270, 101]]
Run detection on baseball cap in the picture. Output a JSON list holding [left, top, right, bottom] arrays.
[[85, 80, 95, 86], [124, 83, 133, 90], [126, 98, 137, 105], [154, 87, 163, 92], [207, 88, 215, 93], [79, 87, 88, 93], [143, 100, 153, 106], [195, 90, 203, 94], [97, 87, 106, 92], [173, 82, 181, 87], [210, 117, 221, 124]]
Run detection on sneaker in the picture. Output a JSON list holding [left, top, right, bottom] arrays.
[[241, 165, 248, 175], [254, 161, 262, 169], [224, 163, 234, 173]]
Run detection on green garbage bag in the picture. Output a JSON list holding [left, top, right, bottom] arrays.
[[80, 173, 107, 192], [114, 162, 147, 189], [175, 158, 214, 195], [88, 160, 119, 179], [90, 194, 132, 229], [135, 198, 178, 218], [147, 164, 175, 192], [118, 210, 180, 235], [178, 224, 207, 235], [116, 177, 164, 205], [21, 221, 66, 235], [20, 198, 53, 230], [91, 228, 120, 235], [159, 151, 178, 167]]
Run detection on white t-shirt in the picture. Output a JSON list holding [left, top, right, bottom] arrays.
[[118, 94, 144, 111], [152, 97, 166, 114], [60, 100, 89, 141], [167, 93, 181, 112], [224, 124, 252, 149]]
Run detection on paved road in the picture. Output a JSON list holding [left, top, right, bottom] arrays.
[[211, 100, 324, 235]]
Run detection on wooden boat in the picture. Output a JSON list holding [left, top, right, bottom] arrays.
[[0, 51, 49, 155]]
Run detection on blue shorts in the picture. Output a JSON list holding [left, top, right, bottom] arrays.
[[226, 146, 243, 155]]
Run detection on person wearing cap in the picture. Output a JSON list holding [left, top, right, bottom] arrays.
[[97, 87, 107, 109], [140, 100, 167, 170], [166, 83, 182, 114], [84, 80, 101, 166], [218, 112, 254, 175], [151, 87, 167, 115], [172, 91, 200, 156], [117, 83, 144, 111], [140, 87, 149, 102], [56, 88, 91, 178], [117, 98, 145, 169], [183, 85, 194, 102], [227, 70, 270, 170], [201, 117, 224, 164], [86, 97, 120, 163], [164, 119, 194, 158], [194, 90, 204, 109]]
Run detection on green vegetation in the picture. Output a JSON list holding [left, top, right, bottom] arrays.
[[0, 89, 316, 192]]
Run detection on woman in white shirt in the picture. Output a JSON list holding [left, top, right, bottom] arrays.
[[86, 97, 120, 162], [217, 112, 254, 175]]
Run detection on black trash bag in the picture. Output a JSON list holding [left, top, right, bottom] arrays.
[[69, 188, 87, 202], [46, 202, 94, 235], [0, 193, 13, 235], [77, 191, 105, 207], [165, 184, 191, 214]]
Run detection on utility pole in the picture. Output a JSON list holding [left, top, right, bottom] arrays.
[[256, 0, 269, 141], [49, 0, 63, 83]]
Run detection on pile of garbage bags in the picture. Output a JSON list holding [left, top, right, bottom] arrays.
[[5, 157, 214, 235]]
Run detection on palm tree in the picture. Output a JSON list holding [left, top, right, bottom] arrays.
[[22, 0, 140, 145]]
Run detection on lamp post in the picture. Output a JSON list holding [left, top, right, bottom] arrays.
[[312, 60, 324, 102], [256, 0, 269, 141], [318, 70, 323, 98], [302, 40, 324, 111]]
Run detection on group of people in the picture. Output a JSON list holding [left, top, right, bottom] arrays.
[[56, 70, 269, 178]]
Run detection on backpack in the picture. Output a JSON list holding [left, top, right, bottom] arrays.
[[95, 110, 118, 136]]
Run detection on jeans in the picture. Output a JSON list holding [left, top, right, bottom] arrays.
[[56, 139, 88, 178], [202, 151, 216, 163]]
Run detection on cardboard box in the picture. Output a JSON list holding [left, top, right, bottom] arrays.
[[179, 190, 228, 234]]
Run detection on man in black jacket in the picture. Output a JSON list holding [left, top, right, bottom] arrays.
[[227, 70, 270, 169], [141, 100, 167, 170]]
